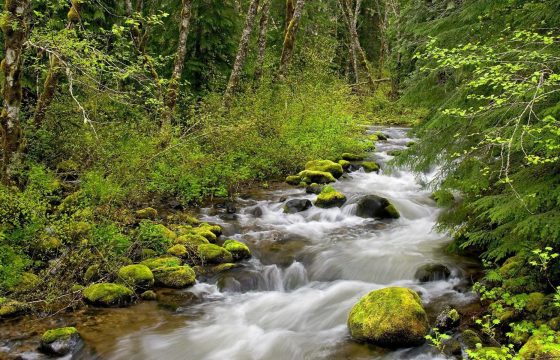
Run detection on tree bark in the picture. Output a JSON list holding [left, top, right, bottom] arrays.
[[285, 0, 295, 30], [1, 0, 31, 184], [33, 1, 81, 128], [254, 0, 271, 84], [278, 0, 306, 78], [224, 0, 260, 103], [163, 0, 193, 128]]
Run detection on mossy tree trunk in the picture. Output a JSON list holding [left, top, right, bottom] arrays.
[[254, 0, 271, 84], [162, 0, 193, 132], [285, 0, 295, 30], [1, 0, 31, 184], [33, 1, 81, 128], [224, 0, 261, 104], [278, 0, 306, 78]]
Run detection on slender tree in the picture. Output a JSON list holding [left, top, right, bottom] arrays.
[[224, 0, 261, 103], [254, 0, 271, 84], [285, 0, 295, 29], [278, 0, 306, 78], [1, 0, 31, 184], [163, 0, 193, 129], [33, 0, 81, 128]]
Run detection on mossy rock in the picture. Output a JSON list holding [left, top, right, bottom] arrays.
[[56, 159, 79, 173], [40, 327, 82, 356], [135, 207, 158, 220], [211, 263, 241, 273], [83, 264, 103, 283], [71, 284, 85, 292], [82, 283, 133, 307], [167, 244, 188, 258], [70, 221, 92, 238], [434, 306, 460, 331], [189, 227, 218, 242], [298, 170, 336, 185], [305, 160, 344, 179], [141, 257, 182, 270], [526, 292, 546, 313], [341, 153, 365, 161], [153, 266, 196, 288], [432, 190, 455, 207], [356, 195, 400, 219], [471, 347, 510, 359], [37, 235, 62, 253], [0, 298, 27, 318], [154, 224, 177, 241], [368, 134, 379, 142], [286, 175, 302, 185], [140, 290, 157, 301], [175, 234, 210, 250], [361, 161, 380, 173], [223, 240, 251, 261], [347, 287, 429, 347], [117, 264, 154, 290], [141, 249, 158, 260], [198, 223, 223, 237], [315, 186, 346, 208], [338, 159, 351, 172], [9, 272, 40, 293], [197, 244, 233, 264], [373, 131, 388, 141], [306, 183, 324, 194], [461, 329, 482, 349], [519, 332, 560, 359], [498, 255, 525, 278], [175, 225, 194, 235]]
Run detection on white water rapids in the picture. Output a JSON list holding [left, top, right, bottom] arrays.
[[108, 127, 477, 360]]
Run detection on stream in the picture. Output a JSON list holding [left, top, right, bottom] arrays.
[[0, 127, 480, 360]]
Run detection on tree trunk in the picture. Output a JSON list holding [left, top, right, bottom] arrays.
[[278, 0, 306, 78], [163, 0, 193, 129], [254, 0, 271, 84], [224, 0, 260, 103], [285, 0, 295, 30], [1, 0, 31, 184], [33, 1, 81, 128]]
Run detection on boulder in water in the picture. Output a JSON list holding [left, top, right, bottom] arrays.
[[153, 265, 196, 288], [314, 186, 346, 208], [347, 287, 429, 347], [356, 195, 400, 219], [306, 183, 324, 194], [361, 161, 380, 173], [283, 199, 312, 214], [40, 327, 83, 356], [117, 264, 154, 290], [249, 206, 264, 217], [434, 306, 460, 331], [338, 159, 351, 172], [373, 131, 389, 141], [82, 283, 133, 307], [223, 239, 251, 261], [415, 264, 451, 282], [197, 244, 233, 264], [298, 170, 336, 184], [305, 160, 344, 179]]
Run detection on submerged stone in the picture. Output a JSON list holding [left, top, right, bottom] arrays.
[[284, 199, 312, 214], [356, 195, 400, 219], [347, 287, 429, 347]]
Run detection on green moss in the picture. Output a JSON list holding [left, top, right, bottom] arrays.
[[154, 224, 176, 241], [135, 207, 158, 220], [198, 223, 222, 236], [82, 283, 133, 306], [175, 233, 209, 247], [189, 228, 217, 242], [373, 131, 388, 140], [385, 204, 400, 219], [472, 347, 510, 359], [297, 170, 336, 184], [167, 244, 188, 257], [71, 221, 92, 238], [140, 257, 182, 270], [361, 161, 380, 173], [152, 266, 196, 288], [175, 225, 194, 235], [305, 160, 344, 178], [223, 240, 251, 261], [347, 287, 429, 347], [461, 329, 482, 349], [448, 308, 460, 322], [315, 186, 346, 208], [9, 272, 40, 293], [338, 159, 351, 171], [197, 244, 233, 264], [140, 290, 157, 301], [117, 264, 154, 289], [71, 284, 84, 292], [41, 327, 78, 344], [341, 153, 365, 161], [526, 292, 546, 313], [37, 236, 62, 253], [211, 263, 240, 273], [286, 175, 302, 185], [519, 333, 560, 360], [0, 299, 27, 318], [141, 249, 157, 259], [368, 134, 379, 141]]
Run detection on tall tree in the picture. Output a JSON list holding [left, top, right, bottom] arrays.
[[163, 0, 193, 130], [254, 0, 271, 84], [1, 0, 31, 184], [33, 0, 81, 128], [224, 0, 261, 103], [278, 0, 306, 78]]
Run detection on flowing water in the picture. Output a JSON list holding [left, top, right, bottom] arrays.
[[0, 127, 480, 360]]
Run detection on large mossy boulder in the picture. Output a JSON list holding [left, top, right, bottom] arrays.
[[197, 244, 233, 264], [314, 186, 346, 208], [82, 283, 133, 307], [347, 287, 429, 348], [356, 195, 400, 219], [40, 327, 83, 356], [223, 240, 251, 261], [284, 199, 312, 214], [519, 332, 560, 359], [198, 223, 223, 237], [153, 266, 196, 288], [305, 160, 344, 179], [117, 264, 154, 290], [140, 256, 182, 270], [167, 244, 188, 258], [298, 170, 336, 185]]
